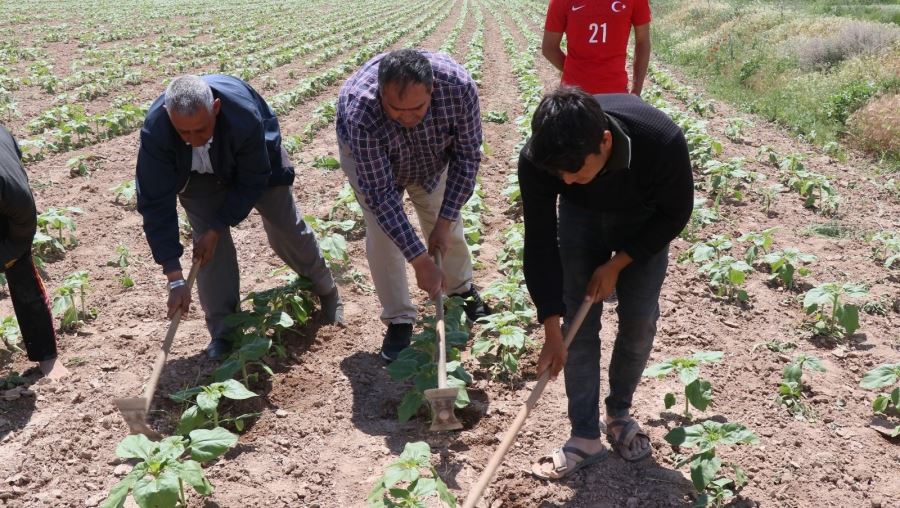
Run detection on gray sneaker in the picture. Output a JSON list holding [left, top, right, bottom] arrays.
[[319, 287, 345, 326]]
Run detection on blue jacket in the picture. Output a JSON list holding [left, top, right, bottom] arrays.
[[136, 75, 292, 274]]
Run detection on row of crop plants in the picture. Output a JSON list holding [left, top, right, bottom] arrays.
[[467, 5, 899, 506]]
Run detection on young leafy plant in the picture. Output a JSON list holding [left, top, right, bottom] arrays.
[[52, 270, 92, 329], [110, 179, 136, 206], [802, 282, 868, 338], [0, 316, 22, 357], [860, 363, 900, 437], [471, 310, 534, 379], [871, 231, 900, 269], [107, 244, 134, 288], [755, 182, 785, 215], [169, 379, 259, 434], [777, 353, 826, 418], [698, 256, 753, 302], [101, 428, 237, 508], [738, 227, 777, 264], [367, 441, 455, 508], [642, 351, 723, 420], [665, 421, 759, 507], [762, 248, 817, 290], [387, 297, 471, 422]]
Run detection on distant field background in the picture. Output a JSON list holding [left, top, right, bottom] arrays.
[[650, 0, 900, 167]]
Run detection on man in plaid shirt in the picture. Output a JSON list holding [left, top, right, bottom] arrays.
[[336, 49, 490, 361]]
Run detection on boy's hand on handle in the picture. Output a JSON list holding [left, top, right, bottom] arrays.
[[586, 252, 633, 303], [537, 316, 566, 380]]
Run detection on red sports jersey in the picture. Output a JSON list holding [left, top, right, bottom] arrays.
[[545, 0, 651, 94]]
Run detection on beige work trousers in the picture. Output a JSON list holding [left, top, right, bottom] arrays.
[[338, 141, 473, 324]]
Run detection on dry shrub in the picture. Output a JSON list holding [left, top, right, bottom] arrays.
[[846, 93, 900, 157], [796, 21, 900, 69]]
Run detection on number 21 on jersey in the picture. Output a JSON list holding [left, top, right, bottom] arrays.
[[588, 22, 607, 44]]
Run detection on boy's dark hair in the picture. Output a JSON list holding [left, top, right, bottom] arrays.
[[378, 49, 434, 98], [528, 86, 609, 174]]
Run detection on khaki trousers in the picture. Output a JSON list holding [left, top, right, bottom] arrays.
[[338, 141, 473, 324]]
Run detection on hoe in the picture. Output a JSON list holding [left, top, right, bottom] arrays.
[[424, 250, 463, 432], [114, 263, 199, 439]]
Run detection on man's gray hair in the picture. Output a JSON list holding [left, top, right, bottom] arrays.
[[164, 75, 214, 116]]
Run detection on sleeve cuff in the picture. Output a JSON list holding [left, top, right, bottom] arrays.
[[535, 302, 565, 324], [161, 258, 183, 275], [402, 241, 428, 263]]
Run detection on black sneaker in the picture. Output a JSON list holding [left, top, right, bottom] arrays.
[[380, 323, 413, 362], [205, 338, 231, 361], [450, 287, 492, 322]]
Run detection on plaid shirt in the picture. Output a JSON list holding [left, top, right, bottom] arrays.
[[336, 51, 482, 262]]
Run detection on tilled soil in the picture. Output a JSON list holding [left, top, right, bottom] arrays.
[[1, 1, 899, 508]]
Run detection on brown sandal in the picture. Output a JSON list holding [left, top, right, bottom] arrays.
[[531, 445, 609, 480], [605, 418, 652, 462]]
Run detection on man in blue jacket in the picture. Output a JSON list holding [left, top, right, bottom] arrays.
[[136, 75, 341, 359]]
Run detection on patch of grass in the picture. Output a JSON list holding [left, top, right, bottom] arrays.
[[651, 0, 900, 162], [801, 220, 861, 239]]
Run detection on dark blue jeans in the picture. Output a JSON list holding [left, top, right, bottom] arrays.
[[558, 199, 669, 439]]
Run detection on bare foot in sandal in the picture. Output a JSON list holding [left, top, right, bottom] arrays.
[[531, 436, 608, 480], [605, 416, 652, 462]]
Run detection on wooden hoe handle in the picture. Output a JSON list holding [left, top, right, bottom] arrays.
[[140, 263, 200, 409], [462, 297, 594, 508]]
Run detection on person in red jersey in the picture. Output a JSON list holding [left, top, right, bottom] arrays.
[[542, 0, 652, 96]]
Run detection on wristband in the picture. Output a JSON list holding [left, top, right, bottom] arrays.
[[168, 279, 186, 291]]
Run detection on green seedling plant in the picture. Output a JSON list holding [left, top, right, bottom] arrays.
[[664, 421, 758, 507], [755, 183, 785, 215], [724, 117, 753, 143], [480, 276, 531, 314], [472, 310, 534, 379], [101, 428, 237, 508], [737, 227, 777, 264], [484, 110, 508, 123], [312, 155, 340, 170], [702, 157, 751, 206], [699, 256, 753, 302], [303, 214, 355, 268], [762, 248, 817, 290], [643, 351, 723, 420], [871, 231, 900, 269], [367, 441, 455, 508], [680, 198, 719, 242], [860, 363, 900, 437], [52, 270, 92, 329], [777, 353, 825, 418], [0, 316, 22, 357], [679, 235, 733, 264], [169, 379, 259, 434], [35, 206, 82, 255], [110, 179, 136, 206], [107, 244, 134, 288], [329, 184, 363, 222], [803, 282, 868, 338], [387, 297, 471, 422], [0, 371, 27, 390]]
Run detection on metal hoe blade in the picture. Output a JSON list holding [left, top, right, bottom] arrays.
[[114, 264, 198, 440], [113, 397, 161, 440], [424, 251, 463, 432], [425, 387, 462, 432]]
